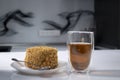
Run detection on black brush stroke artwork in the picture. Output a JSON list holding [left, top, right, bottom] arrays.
[[43, 10, 94, 34], [0, 9, 34, 36]]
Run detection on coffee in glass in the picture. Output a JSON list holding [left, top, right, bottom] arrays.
[[67, 31, 94, 73]]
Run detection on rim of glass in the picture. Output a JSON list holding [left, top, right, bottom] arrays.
[[68, 31, 93, 34]]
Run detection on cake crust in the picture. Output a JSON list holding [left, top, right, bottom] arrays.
[[24, 46, 58, 69]]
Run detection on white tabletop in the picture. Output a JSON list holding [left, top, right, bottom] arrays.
[[0, 50, 120, 80]]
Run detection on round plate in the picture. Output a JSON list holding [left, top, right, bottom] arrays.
[[11, 61, 67, 75]]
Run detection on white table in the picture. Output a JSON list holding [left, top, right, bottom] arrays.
[[0, 50, 120, 80]]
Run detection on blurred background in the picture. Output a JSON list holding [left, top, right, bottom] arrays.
[[0, 0, 119, 52]]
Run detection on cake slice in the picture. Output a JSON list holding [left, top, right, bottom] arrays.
[[24, 46, 58, 69]]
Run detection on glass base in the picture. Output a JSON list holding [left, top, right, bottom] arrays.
[[72, 69, 89, 74], [69, 67, 90, 74]]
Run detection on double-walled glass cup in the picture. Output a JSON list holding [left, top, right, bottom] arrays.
[[67, 31, 94, 73]]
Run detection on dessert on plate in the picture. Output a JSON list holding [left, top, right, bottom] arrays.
[[24, 46, 58, 70]]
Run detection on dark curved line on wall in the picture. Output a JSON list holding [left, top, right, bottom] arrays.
[[43, 10, 94, 35], [0, 9, 34, 36]]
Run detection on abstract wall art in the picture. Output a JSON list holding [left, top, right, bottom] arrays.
[[0, 0, 94, 44]]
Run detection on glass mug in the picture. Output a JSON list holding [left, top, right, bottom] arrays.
[[67, 31, 94, 73]]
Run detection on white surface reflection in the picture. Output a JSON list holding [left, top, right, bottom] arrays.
[[4, 69, 120, 80], [68, 72, 90, 80], [90, 70, 120, 77], [10, 71, 69, 80]]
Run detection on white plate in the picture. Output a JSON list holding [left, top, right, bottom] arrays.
[[11, 61, 67, 75]]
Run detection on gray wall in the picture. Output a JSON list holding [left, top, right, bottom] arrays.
[[0, 0, 94, 44]]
